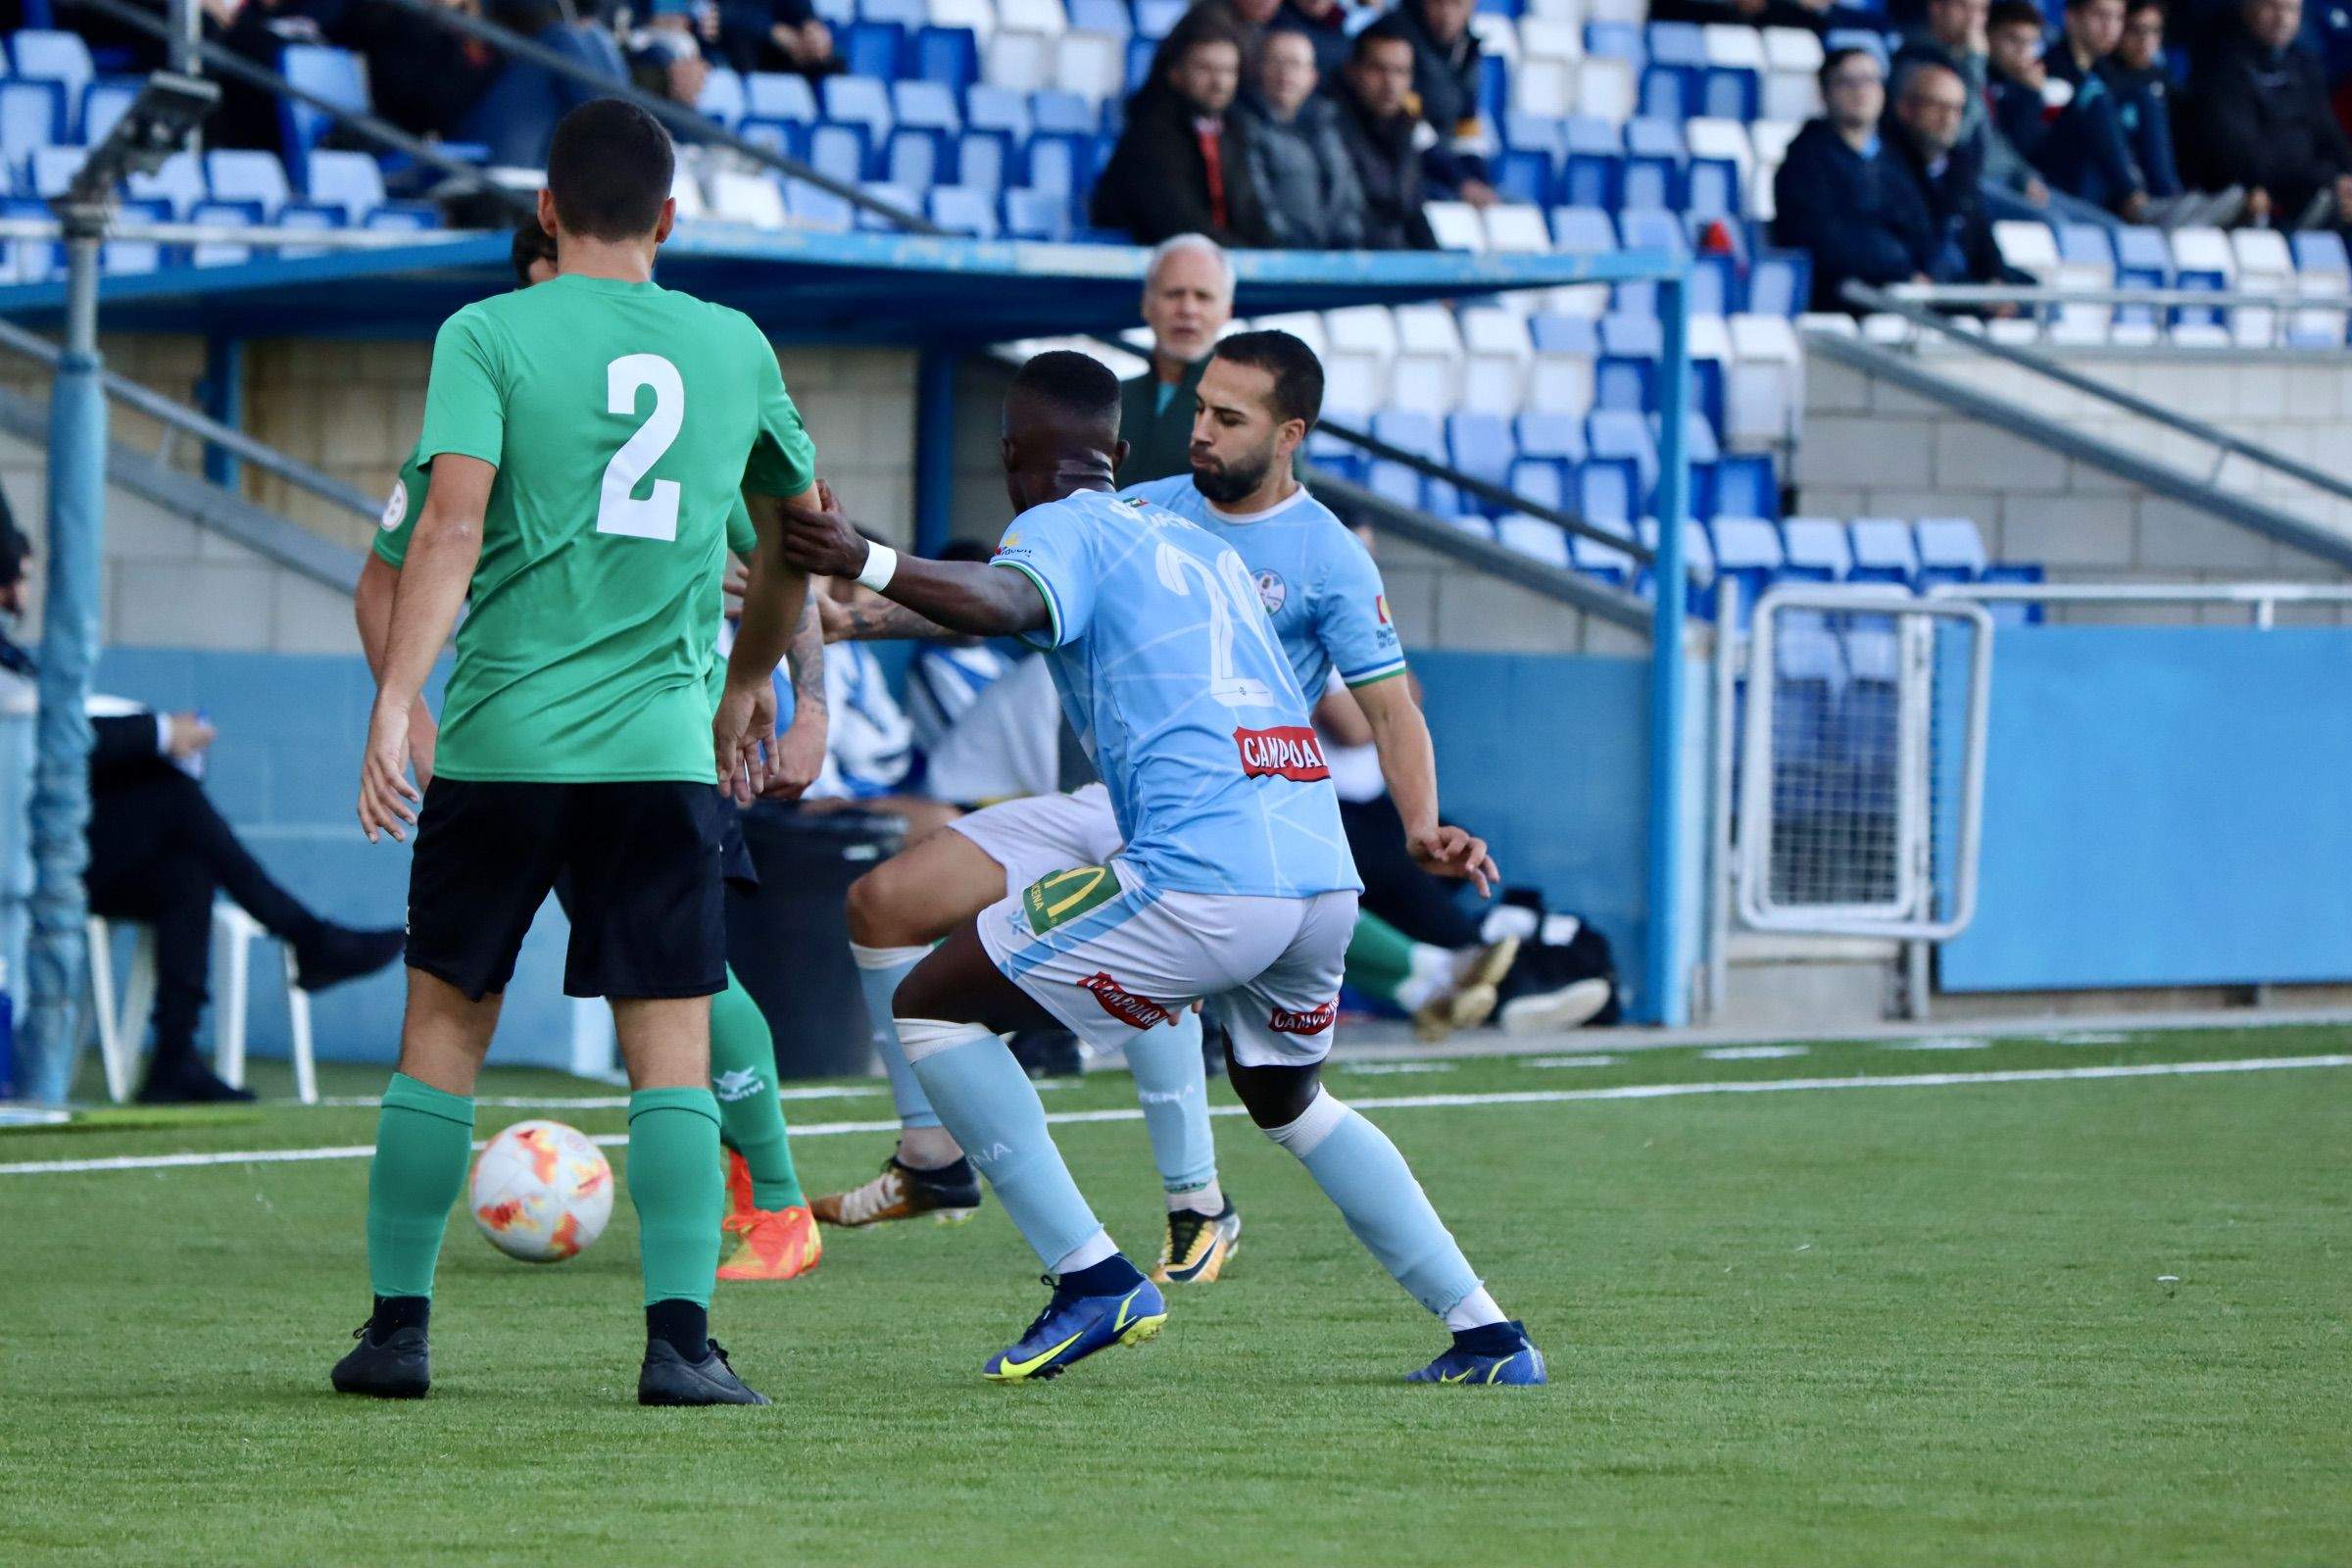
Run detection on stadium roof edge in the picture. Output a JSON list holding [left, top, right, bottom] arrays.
[[0, 227, 1682, 344]]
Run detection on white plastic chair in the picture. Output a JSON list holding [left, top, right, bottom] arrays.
[[1459, 307, 1533, 412], [1483, 203, 1553, 253], [1323, 305, 1400, 408], [1423, 200, 1487, 251], [88, 904, 317, 1103], [1574, 58, 1637, 122], [1392, 304, 1467, 414], [1054, 31, 1125, 101]]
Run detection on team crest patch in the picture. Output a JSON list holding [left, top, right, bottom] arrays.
[[1254, 568, 1288, 615], [379, 478, 407, 532], [1079, 972, 1173, 1030], [1269, 1000, 1337, 1036], [1234, 725, 1331, 782], [1376, 593, 1391, 625]]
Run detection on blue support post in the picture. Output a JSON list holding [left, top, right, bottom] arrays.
[[22, 233, 107, 1102], [1642, 270, 1693, 1027], [202, 333, 243, 491], [912, 346, 958, 557]]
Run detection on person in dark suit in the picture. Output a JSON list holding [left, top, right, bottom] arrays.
[[1886, 54, 2018, 287], [1088, 23, 1271, 247], [1771, 48, 1938, 312], [1116, 234, 1237, 485], [0, 510, 404, 1102]]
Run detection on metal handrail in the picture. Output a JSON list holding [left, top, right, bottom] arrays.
[[372, 0, 940, 236], [1886, 282, 2343, 310], [0, 218, 475, 248], [65, 0, 536, 220], [0, 317, 381, 520], [1842, 280, 2352, 510], [1926, 579, 2352, 629]]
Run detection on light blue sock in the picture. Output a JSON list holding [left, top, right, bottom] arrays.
[[1268, 1090, 1482, 1319], [1127, 1010, 1218, 1198], [852, 944, 939, 1129], [900, 1018, 1107, 1268]]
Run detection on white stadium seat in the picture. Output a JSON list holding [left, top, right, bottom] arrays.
[[1702, 24, 1766, 70], [1992, 220, 2060, 279], [1519, 20, 1583, 63], [710, 169, 789, 227], [929, 0, 998, 39], [2230, 227, 2293, 345], [1574, 58, 1638, 122], [984, 31, 1054, 90], [1471, 14, 1520, 61], [1483, 203, 1552, 253], [1512, 57, 1577, 117], [1763, 26, 1824, 72], [995, 0, 1066, 32], [1323, 305, 1400, 408], [1392, 304, 1466, 414], [1054, 31, 1124, 100], [1459, 307, 1533, 413], [1424, 200, 1487, 251]]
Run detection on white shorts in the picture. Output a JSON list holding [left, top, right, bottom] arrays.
[[947, 783, 1125, 896], [977, 859, 1358, 1069]]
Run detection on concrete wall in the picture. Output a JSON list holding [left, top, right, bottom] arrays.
[[1795, 343, 2352, 619]]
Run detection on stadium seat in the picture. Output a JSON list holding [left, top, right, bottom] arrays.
[[1459, 307, 1532, 412], [1915, 517, 1988, 585], [927, 183, 999, 235], [1621, 119, 1684, 213], [856, 180, 919, 227], [278, 45, 368, 162], [2290, 229, 2350, 347], [126, 149, 205, 219], [985, 28, 1054, 89], [1638, 518, 1716, 612], [786, 176, 856, 230], [698, 66, 748, 127], [844, 21, 907, 79], [929, 0, 999, 39], [303, 150, 383, 223], [1709, 515, 1783, 614], [1847, 517, 1921, 585], [1710, 453, 1776, 521], [1056, 31, 1126, 101], [823, 75, 896, 140], [746, 72, 820, 122], [1571, 515, 1639, 586], [364, 203, 441, 233], [27, 143, 83, 199], [1579, 454, 1638, 525], [0, 79, 63, 168], [1498, 514, 1572, 569], [954, 128, 1007, 192], [2169, 224, 2233, 331], [1484, 203, 1551, 253], [740, 116, 811, 163], [79, 76, 140, 149], [1747, 251, 1808, 317], [966, 82, 1032, 140], [909, 24, 979, 89], [1575, 57, 1638, 122], [710, 168, 791, 226], [1779, 516, 1851, 581], [1447, 411, 1517, 512], [2230, 226, 2293, 345], [1425, 201, 1487, 251], [1724, 313, 1798, 449], [1001, 184, 1069, 239], [810, 122, 872, 183], [10, 30, 95, 135], [1527, 314, 1599, 416], [1588, 408, 1658, 500], [1506, 456, 1568, 513], [1393, 304, 1467, 414]]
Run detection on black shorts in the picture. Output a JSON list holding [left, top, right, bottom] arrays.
[[406, 778, 727, 1002]]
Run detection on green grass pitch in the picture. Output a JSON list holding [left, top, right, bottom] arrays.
[[1, 1024, 2346, 1566]]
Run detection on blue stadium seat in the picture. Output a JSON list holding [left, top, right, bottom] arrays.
[[0, 80, 62, 168], [1372, 411, 1447, 514], [885, 128, 947, 191], [1570, 516, 1637, 586], [861, 0, 927, 23], [1023, 131, 1094, 197], [1596, 313, 1663, 412], [914, 25, 979, 90], [364, 203, 442, 233], [1579, 457, 1637, 525], [278, 45, 367, 161], [894, 79, 961, 132], [1699, 63, 1759, 121], [1069, 0, 1133, 33], [305, 149, 384, 222], [1559, 118, 1622, 210], [1587, 409, 1658, 502], [1621, 120, 1685, 213], [2, 196, 60, 282], [1478, 53, 1509, 122], [1305, 415, 1369, 483], [1686, 147, 1739, 220], [1032, 91, 1096, 136], [2112, 224, 2171, 330], [1638, 519, 1715, 613], [1709, 454, 1777, 521], [1710, 515, 1783, 615], [955, 130, 1008, 192], [1847, 517, 1921, 585], [1915, 517, 1987, 586], [79, 76, 139, 149], [126, 149, 204, 218], [810, 122, 871, 183], [822, 75, 895, 140], [1495, 144, 1554, 208], [28, 144, 83, 198], [740, 117, 811, 162], [1496, 514, 1568, 567], [1548, 204, 1616, 254], [1135, 0, 1188, 39], [1515, 410, 1587, 466], [1506, 458, 1568, 513], [1747, 250, 1809, 317], [10, 31, 94, 135], [1585, 22, 1645, 64], [844, 22, 907, 80], [965, 84, 1032, 141], [786, 177, 855, 229], [698, 67, 747, 127], [1779, 517, 1852, 581], [188, 199, 258, 267], [928, 183, 999, 236], [745, 72, 820, 122], [858, 181, 921, 228], [2292, 229, 2349, 279], [1002, 185, 1070, 240], [1446, 411, 1515, 513], [275, 202, 341, 258], [887, 80, 960, 186], [1502, 111, 1566, 156]]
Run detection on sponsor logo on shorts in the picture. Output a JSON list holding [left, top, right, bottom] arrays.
[[1268, 1000, 1338, 1036], [1234, 725, 1331, 782], [1078, 971, 1173, 1030]]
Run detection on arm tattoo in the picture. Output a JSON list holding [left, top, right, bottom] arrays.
[[844, 597, 957, 642], [787, 592, 827, 716]]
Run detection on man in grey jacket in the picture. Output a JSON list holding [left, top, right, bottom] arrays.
[[1241, 28, 1368, 248]]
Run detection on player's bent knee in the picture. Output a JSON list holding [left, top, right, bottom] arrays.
[[1223, 1044, 1324, 1130]]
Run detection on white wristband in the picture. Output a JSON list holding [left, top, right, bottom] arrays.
[[856, 541, 899, 592]]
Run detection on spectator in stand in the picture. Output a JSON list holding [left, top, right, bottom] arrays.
[[629, 27, 711, 109], [715, 0, 841, 75], [459, 0, 630, 168], [1379, 0, 1498, 207], [2107, 0, 2184, 201], [338, 0, 500, 141], [1162, 0, 1285, 71], [1090, 24, 1271, 246], [1243, 29, 1369, 248], [1886, 56, 2019, 287], [2188, 0, 2352, 226], [1985, 0, 2145, 220], [1895, 0, 2046, 202], [2044, 0, 2151, 217], [1770, 48, 1936, 312], [1116, 234, 1237, 484], [1333, 27, 1439, 248], [1269, 0, 1354, 81], [209, 0, 344, 151]]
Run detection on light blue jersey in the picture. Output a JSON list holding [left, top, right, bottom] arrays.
[[1121, 475, 1406, 697], [992, 488, 1360, 900]]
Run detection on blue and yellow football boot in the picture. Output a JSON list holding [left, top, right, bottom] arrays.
[[983, 1273, 1167, 1382], [1406, 1321, 1547, 1387]]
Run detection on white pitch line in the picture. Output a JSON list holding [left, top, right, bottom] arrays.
[[1702, 1045, 1809, 1060], [304, 1087, 885, 1110], [4, 1054, 2347, 1177]]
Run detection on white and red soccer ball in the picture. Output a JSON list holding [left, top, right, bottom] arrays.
[[469, 1118, 612, 1263]]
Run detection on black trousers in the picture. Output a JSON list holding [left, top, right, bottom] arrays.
[[83, 767, 314, 1065], [1338, 794, 1484, 951]]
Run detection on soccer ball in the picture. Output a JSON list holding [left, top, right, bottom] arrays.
[[469, 1119, 613, 1263]]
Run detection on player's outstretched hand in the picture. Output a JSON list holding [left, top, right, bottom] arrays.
[[1408, 825, 1499, 898], [712, 679, 778, 805], [358, 699, 421, 844], [773, 487, 867, 578]]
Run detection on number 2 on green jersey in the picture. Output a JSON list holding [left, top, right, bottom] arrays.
[[598, 353, 684, 541]]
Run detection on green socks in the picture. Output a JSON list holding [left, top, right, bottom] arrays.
[[1345, 910, 1419, 1004], [627, 1087, 724, 1309], [709, 968, 805, 1210], [366, 1072, 476, 1299]]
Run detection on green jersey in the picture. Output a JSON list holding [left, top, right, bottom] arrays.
[[405, 273, 812, 783], [375, 446, 760, 713]]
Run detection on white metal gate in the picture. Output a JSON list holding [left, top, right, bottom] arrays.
[[1726, 587, 1994, 942]]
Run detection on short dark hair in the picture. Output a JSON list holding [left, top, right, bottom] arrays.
[[2126, 0, 2164, 16], [1987, 0, 2044, 30], [1170, 18, 1244, 67], [1890, 49, 1964, 97], [1352, 21, 1414, 65], [2064, 0, 2114, 13], [1007, 350, 1122, 430], [545, 98, 674, 242], [510, 220, 557, 287], [1819, 46, 1882, 86], [1211, 329, 1325, 429]]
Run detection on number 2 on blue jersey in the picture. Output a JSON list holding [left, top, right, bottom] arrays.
[[1153, 539, 1286, 710]]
